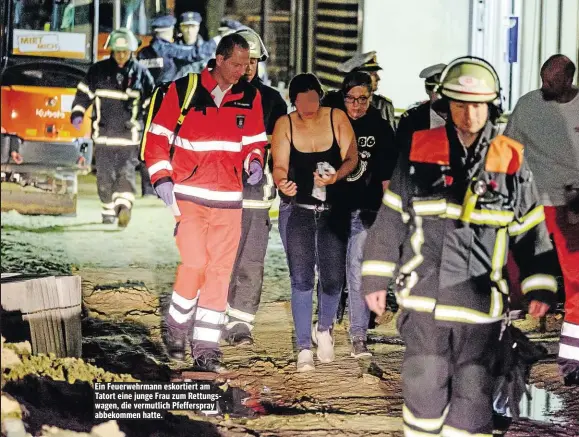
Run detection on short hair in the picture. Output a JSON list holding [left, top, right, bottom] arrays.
[[288, 73, 324, 105], [341, 71, 372, 95], [541, 54, 576, 79], [216, 33, 249, 60]]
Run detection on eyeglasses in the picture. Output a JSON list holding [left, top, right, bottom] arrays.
[[344, 95, 370, 104]]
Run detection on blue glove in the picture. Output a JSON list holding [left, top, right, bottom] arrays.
[[71, 115, 83, 130], [155, 180, 174, 206], [247, 160, 263, 185]]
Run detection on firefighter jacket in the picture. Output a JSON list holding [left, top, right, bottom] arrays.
[[242, 76, 287, 210], [137, 37, 201, 85], [71, 57, 155, 147], [361, 121, 559, 325], [143, 68, 267, 209]]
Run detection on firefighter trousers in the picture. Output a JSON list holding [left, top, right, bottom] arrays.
[[95, 146, 137, 219], [226, 207, 271, 331], [398, 311, 500, 437], [171, 201, 242, 349], [545, 206, 579, 377]]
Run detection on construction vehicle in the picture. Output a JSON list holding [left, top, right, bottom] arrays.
[[0, 0, 160, 215]]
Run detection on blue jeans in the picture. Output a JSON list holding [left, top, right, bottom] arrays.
[[286, 206, 348, 350], [278, 200, 292, 255], [347, 210, 372, 339]]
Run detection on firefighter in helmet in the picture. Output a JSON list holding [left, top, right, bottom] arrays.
[[71, 28, 155, 226], [362, 57, 559, 436]]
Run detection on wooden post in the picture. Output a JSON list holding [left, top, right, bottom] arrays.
[[1, 274, 82, 357]]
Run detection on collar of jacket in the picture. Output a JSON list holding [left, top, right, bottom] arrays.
[[108, 56, 135, 73], [201, 67, 246, 101]]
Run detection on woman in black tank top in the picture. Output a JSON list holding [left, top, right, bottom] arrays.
[[271, 73, 358, 372]]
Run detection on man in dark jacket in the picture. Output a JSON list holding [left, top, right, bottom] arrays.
[[397, 62, 447, 147], [137, 15, 202, 85], [362, 57, 559, 436], [223, 28, 288, 346], [334, 52, 396, 131], [174, 11, 217, 77], [71, 28, 155, 226]]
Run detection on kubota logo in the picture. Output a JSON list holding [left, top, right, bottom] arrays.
[[36, 108, 66, 119]]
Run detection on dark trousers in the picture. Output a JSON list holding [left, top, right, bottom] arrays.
[[286, 206, 348, 350], [95, 146, 137, 218], [139, 162, 156, 196], [398, 311, 500, 436], [226, 207, 271, 330]]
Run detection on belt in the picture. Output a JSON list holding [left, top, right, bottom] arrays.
[[294, 203, 331, 212]]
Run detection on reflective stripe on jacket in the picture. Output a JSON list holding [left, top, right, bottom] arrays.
[[143, 68, 267, 209], [362, 122, 559, 325]]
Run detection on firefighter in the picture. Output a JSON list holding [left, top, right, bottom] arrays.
[[362, 57, 559, 436], [174, 11, 217, 77], [137, 15, 202, 85], [505, 54, 579, 386], [397, 63, 447, 147], [71, 28, 154, 226], [223, 28, 288, 346], [335, 51, 396, 131], [143, 33, 267, 372]]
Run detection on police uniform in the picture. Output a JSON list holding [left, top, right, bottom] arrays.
[[396, 63, 447, 154], [173, 12, 217, 77], [337, 51, 396, 131], [224, 29, 288, 345], [71, 29, 155, 225], [362, 58, 559, 436], [137, 15, 200, 85]]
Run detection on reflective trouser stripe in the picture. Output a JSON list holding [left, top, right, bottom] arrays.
[[403, 404, 447, 432], [441, 425, 492, 437], [192, 326, 221, 343]]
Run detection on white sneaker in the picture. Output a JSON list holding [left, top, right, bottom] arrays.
[[296, 349, 315, 372], [312, 323, 334, 363]]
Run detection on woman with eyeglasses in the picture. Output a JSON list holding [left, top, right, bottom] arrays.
[[322, 71, 397, 358], [271, 73, 358, 372]]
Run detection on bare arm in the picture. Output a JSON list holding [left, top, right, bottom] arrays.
[[271, 115, 297, 197], [314, 108, 358, 186]]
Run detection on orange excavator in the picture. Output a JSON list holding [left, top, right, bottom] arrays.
[[1, 0, 157, 215]]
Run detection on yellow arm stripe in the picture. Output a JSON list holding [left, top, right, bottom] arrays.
[[361, 260, 396, 277], [521, 274, 558, 294], [508, 205, 545, 236]]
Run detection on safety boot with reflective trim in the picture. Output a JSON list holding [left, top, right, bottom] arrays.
[[164, 325, 187, 361], [102, 215, 116, 224], [191, 346, 225, 373], [224, 323, 254, 346]]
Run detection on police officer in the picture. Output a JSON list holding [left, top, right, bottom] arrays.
[[395, 63, 447, 156], [137, 15, 201, 85], [335, 51, 396, 130], [71, 28, 155, 226], [174, 11, 217, 77], [223, 28, 288, 346], [362, 57, 559, 436]]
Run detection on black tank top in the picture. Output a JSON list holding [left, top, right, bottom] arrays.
[[288, 108, 342, 205]]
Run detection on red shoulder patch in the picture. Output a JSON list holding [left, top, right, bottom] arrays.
[[485, 135, 524, 175], [410, 127, 450, 165]]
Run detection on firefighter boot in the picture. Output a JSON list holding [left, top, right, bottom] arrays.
[[116, 205, 131, 228], [191, 345, 225, 373], [224, 323, 254, 346], [164, 323, 187, 361], [102, 215, 116, 224]]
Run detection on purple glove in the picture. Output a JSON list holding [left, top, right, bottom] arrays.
[[154, 180, 174, 206], [71, 116, 83, 130], [247, 160, 263, 185]]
